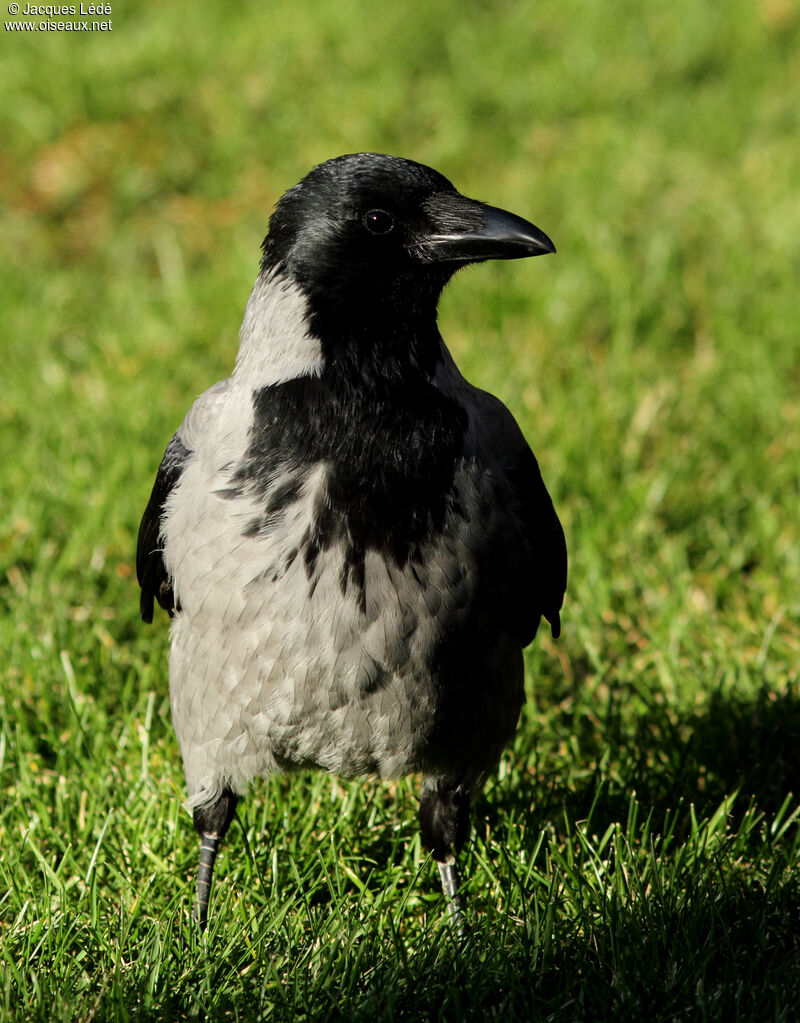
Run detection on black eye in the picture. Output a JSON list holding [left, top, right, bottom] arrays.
[[362, 209, 395, 235]]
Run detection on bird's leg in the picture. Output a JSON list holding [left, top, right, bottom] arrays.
[[437, 854, 466, 934], [196, 831, 220, 929], [192, 787, 238, 930], [419, 779, 471, 937]]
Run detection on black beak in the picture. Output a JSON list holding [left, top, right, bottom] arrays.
[[421, 192, 556, 264]]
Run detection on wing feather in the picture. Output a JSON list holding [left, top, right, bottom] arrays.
[[136, 433, 191, 623], [504, 442, 567, 644], [446, 361, 567, 646]]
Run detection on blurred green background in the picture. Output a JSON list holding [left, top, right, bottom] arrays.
[[1, 0, 799, 1019]]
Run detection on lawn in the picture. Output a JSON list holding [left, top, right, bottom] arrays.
[[1, 0, 799, 1019]]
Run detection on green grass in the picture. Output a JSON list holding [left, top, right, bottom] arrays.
[[1, 0, 800, 1018]]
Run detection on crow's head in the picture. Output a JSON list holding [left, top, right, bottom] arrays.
[[261, 154, 554, 328]]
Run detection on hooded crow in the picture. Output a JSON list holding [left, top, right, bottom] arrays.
[[137, 152, 566, 931]]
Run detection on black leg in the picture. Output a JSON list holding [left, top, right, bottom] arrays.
[[192, 787, 238, 930], [195, 832, 220, 930], [419, 779, 470, 935], [436, 855, 465, 933]]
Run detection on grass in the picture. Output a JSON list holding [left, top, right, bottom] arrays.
[[1, 0, 799, 1018]]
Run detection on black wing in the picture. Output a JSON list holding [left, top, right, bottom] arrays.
[[506, 443, 567, 645], [136, 433, 191, 623]]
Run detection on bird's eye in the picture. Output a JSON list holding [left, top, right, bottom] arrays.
[[362, 209, 395, 236]]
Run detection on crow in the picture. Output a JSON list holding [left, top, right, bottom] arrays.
[[137, 153, 566, 931]]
